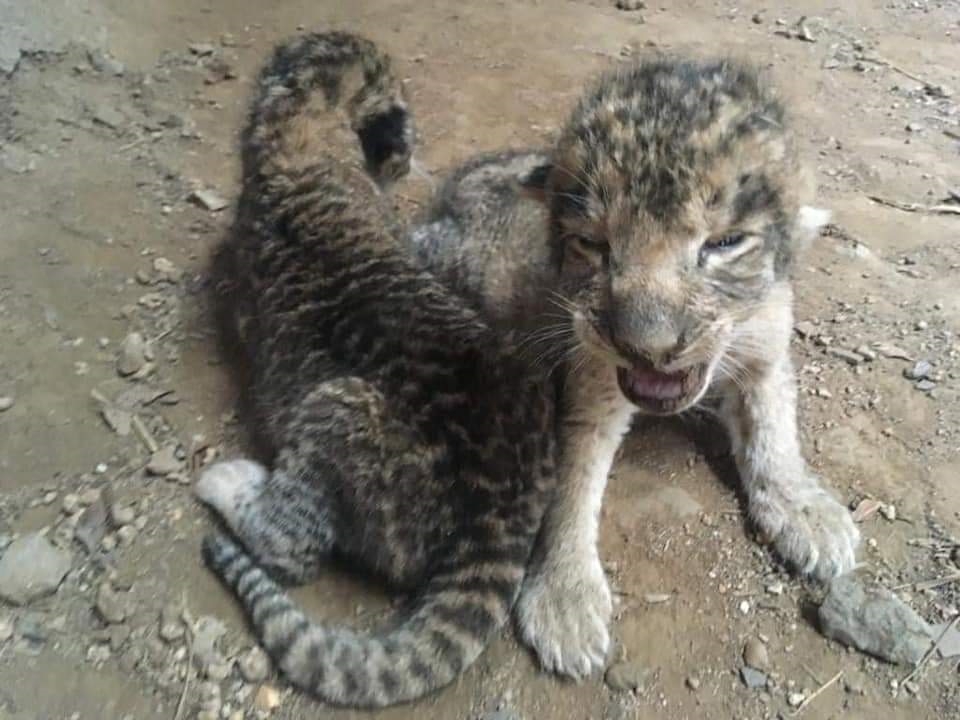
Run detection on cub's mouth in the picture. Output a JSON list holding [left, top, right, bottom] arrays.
[[616, 360, 708, 415]]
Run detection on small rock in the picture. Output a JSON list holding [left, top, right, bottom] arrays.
[[74, 495, 109, 553], [905, 122, 924, 133], [188, 42, 216, 56], [815, 387, 833, 399], [0, 532, 72, 605], [854, 345, 877, 361], [117, 333, 150, 377], [787, 691, 805, 707], [827, 347, 862, 365], [818, 575, 932, 665], [253, 684, 282, 713], [915, 379, 937, 392], [189, 189, 229, 212], [914, 320, 928, 331], [100, 405, 132, 436], [743, 638, 769, 670], [614, 0, 645, 9], [685, 675, 701, 691], [152, 257, 182, 283], [116, 525, 137, 546], [0, 616, 12, 642], [794, 321, 818, 339], [604, 661, 649, 693], [158, 604, 185, 642], [95, 582, 128, 624], [205, 659, 233, 681], [880, 504, 896, 522], [147, 444, 183, 476], [643, 592, 672, 604], [740, 666, 768, 689], [852, 498, 883, 523], [904, 360, 932, 380], [192, 615, 227, 669], [87, 49, 125, 76], [875, 343, 912, 360], [87, 643, 112, 664], [237, 646, 271, 683], [739, 600, 751, 615], [0, 396, 13, 412], [109, 502, 136, 528], [62, 493, 81, 515], [765, 581, 784, 595]]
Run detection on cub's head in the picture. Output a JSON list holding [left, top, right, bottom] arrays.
[[523, 58, 827, 414]]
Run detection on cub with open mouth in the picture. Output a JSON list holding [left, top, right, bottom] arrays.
[[412, 57, 860, 679]]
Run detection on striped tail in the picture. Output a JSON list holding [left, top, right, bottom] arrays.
[[202, 532, 525, 707]]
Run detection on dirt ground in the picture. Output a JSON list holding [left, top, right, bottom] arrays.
[[1, 1, 958, 719]]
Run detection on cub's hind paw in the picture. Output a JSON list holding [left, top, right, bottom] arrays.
[[516, 553, 612, 680], [195, 459, 267, 526]]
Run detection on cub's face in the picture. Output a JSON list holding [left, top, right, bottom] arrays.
[[528, 59, 827, 414]]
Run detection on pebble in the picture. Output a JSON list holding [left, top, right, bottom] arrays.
[[739, 600, 751, 615], [190, 188, 229, 212], [915, 379, 937, 392], [95, 582, 128, 624], [875, 343, 911, 360], [881, 504, 897, 522], [765, 581, 784, 595], [74, 494, 108, 553], [0, 616, 13, 642], [158, 604, 185, 642], [0, 532, 73, 605], [827, 347, 862, 365], [904, 360, 932, 380], [147, 444, 183, 476], [117, 332, 150, 376], [188, 42, 216, 56], [237, 646, 271, 683], [614, 0, 645, 9], [854, 345, 877, 361], [604, 661, 649, 693], [743, 637, 770, 670], [192, 615, 227, 670], [740, 666, 768, 689], [851, 498, 883, 523], [253, 685, 282, 713], [110, 502, 136, 527], [62, 493, 81, 515], [787, 691, 806, 707], [685, 675, 701, 691], [818, 575, 931, 665], [116, 525, 138, 546], [0, 396, 13, 412], [152, 257, 182, 283]]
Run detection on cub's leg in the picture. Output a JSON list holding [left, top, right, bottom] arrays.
[[516, 355, 634, 679], [719, 308, 859, 582]]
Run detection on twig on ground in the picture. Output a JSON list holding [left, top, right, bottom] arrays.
[[174, 596, 196, 720], [867, 195, 960, 216], [132, 413, 159, 453], [791, 670, 843, 715], [900, 614, 960, 689], [891, 572, 960, 592]]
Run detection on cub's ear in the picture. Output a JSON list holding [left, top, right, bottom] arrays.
[[795, 205, 831, 246], [516, 162, 553, 204]]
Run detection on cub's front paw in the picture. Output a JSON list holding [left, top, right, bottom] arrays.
[[751, 482, 859, 582], [515, 553, 612, 679]]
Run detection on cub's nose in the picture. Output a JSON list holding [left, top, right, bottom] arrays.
[[610, 310, 686, 370]]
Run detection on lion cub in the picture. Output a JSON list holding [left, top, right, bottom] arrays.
[[410, 57, 860, 679]]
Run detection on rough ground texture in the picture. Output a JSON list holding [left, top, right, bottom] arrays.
[[0, 1, 958, 719]]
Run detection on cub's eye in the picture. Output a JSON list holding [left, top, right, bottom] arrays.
[[703, 231, 748, 251], [567, 234, 609, 256]]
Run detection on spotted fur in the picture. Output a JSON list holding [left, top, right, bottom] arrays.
[[411, 56, 858, 679], [199, 31, 555, 708]]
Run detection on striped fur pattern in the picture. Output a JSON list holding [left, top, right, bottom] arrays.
[[199, 31, 556, 708]]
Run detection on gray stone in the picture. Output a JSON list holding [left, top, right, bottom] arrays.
[[0, 532, 72, 605], [0, 396, 13, 411], [818, 575, 932, 665], [95, 582, 128, 624], [192, 615, 227, 669], [904, 360, 932, 380], [604, 661, 649, 693], [740, 666, 768, 689], [189, 189, 229, 212], [743, 637, 770, 671], [827, 347, 862, 365], [147, 444, 182, 476], [117, 332, 149, 376]]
